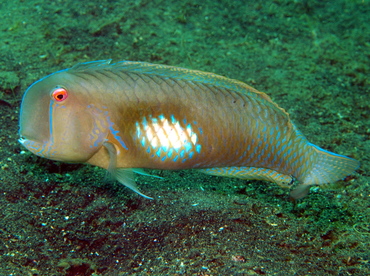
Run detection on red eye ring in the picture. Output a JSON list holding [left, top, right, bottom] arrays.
[[52, 87, 68, 102]]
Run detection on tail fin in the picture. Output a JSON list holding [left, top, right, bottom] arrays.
[[291, 144, 359, 199]]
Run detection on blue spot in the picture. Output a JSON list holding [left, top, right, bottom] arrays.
[[196, 144, 201, 153], [238, 150, 247, 161], [251, 147, 258, 157], [180, 150, 185, 158], [272, 155, 277, 164], [142, 117, 148, 130], [156, 148, 161, 157], [161, 156, 166, 162], [186, 124, 192, 132], [298, 156, 303, 163], [107, 116, 128, 150], [173, 155, 179, 162], [184, 142, 192, 152], [270, 128, 274, 136]]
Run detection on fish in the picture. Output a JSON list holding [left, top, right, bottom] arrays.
[[18, 60, 359, 199]]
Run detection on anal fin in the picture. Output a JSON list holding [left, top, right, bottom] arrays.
[[198, 166, 294, 188]]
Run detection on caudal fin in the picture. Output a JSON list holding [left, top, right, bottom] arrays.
[[291, 144, 359, 199]]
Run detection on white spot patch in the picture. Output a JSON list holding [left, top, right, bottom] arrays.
[[135, 114, 201, 162]]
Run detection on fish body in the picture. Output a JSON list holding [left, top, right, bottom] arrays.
[[19, 60, 359, 199]]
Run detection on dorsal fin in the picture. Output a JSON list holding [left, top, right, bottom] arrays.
[[69, 60, 287, 115], [111, 61, 274, 102], [70, 60, 112, 71]]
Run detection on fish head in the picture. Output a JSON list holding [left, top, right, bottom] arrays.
[[19, 70, 108, 163]]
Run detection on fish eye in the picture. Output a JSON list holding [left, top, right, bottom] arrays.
[[51, 87, 68, 102]]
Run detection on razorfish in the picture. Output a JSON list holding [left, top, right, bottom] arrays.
[[18, 60, 359, 199]]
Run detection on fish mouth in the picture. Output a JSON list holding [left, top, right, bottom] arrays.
[[18, 136, 27, 145], [19, 133, 42, 144], [18, 135, 62, 161], [18, 135, 45, 156], [19, 135, 36, 146], [18, 136, 31, 147]]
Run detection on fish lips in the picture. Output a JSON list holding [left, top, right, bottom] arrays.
[[18, 136, 49, 158]]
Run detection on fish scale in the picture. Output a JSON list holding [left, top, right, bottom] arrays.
[[19, 60, 359, 199]]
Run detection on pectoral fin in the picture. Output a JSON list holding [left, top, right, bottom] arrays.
[[103, 142, 153, 199], [132, 168, 163, 179]]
